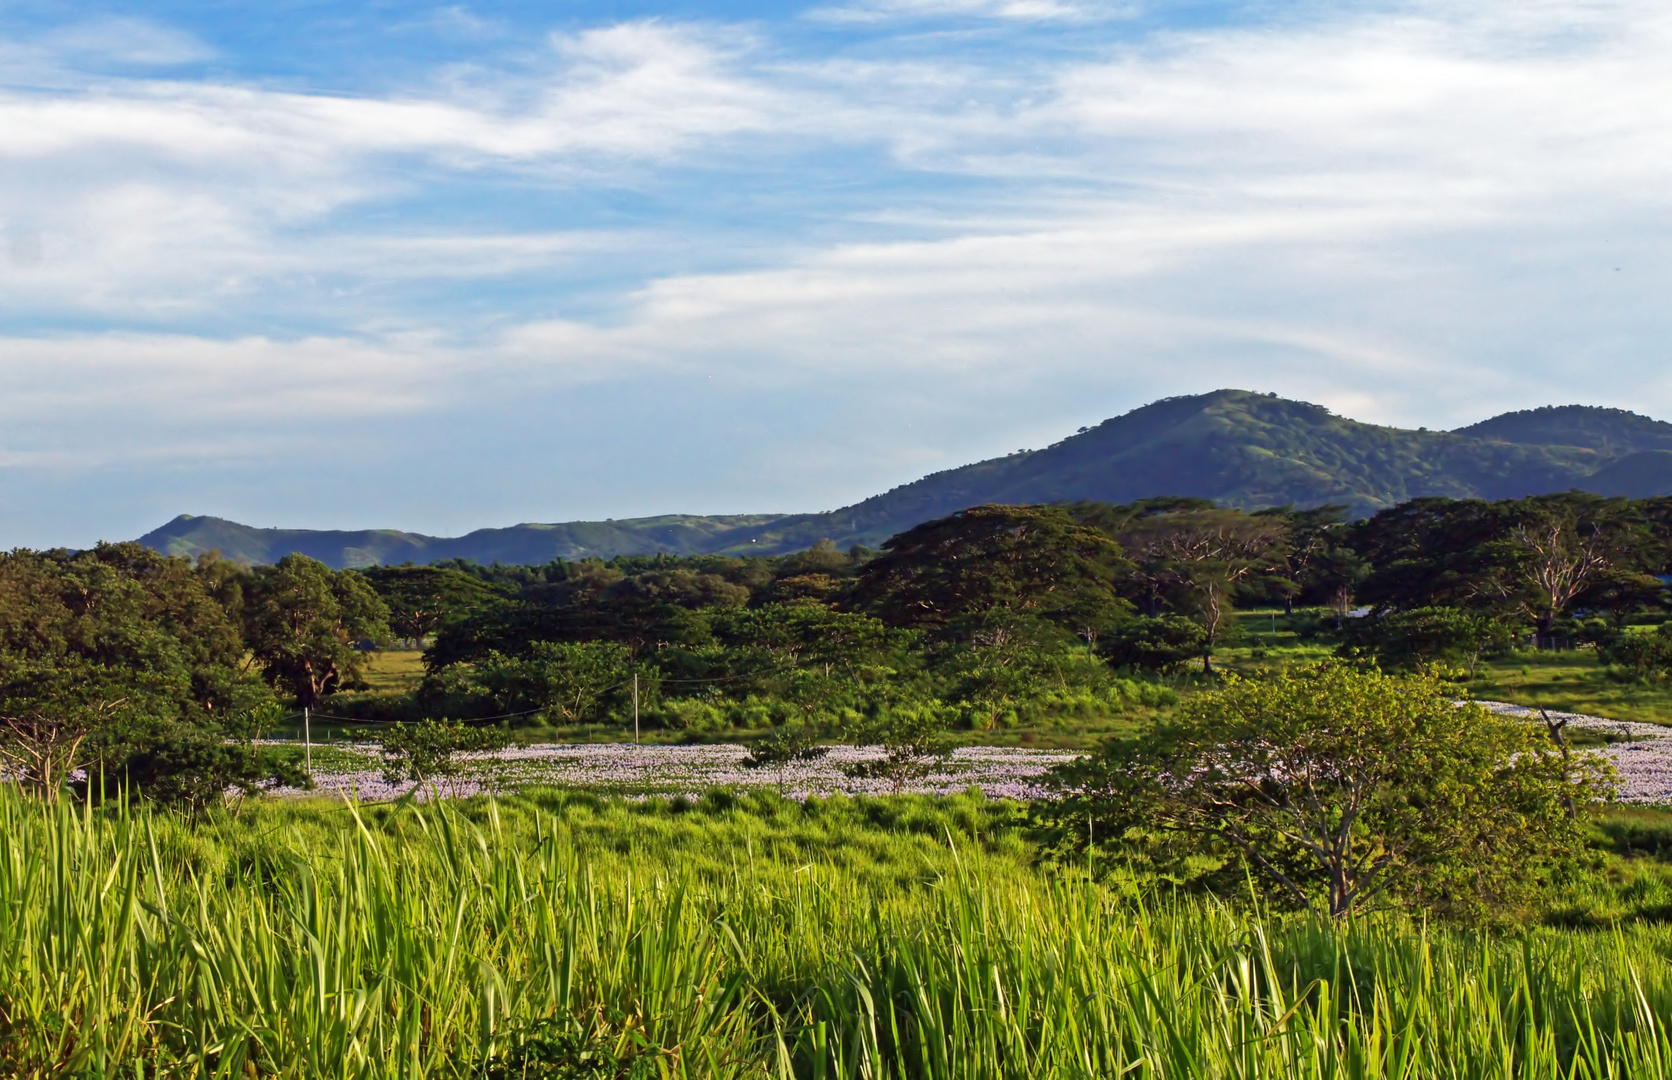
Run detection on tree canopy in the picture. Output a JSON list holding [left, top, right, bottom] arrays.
[[1047, 665, 1612, 921]]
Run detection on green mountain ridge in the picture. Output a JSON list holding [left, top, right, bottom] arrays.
[[136, 389, 1672, 567]]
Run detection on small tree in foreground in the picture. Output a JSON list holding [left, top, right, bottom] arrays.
[[1046, 665, 1613, 922], [378, 719, 510, 798], [843, 707, 954, 795], [741, 724, 829, 793]]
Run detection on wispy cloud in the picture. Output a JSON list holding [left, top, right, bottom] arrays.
[[808, 0, 1132, 23], [2, 1, 1671, 544]]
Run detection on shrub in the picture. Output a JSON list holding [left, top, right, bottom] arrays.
[[1098, 616, 1209, 672]]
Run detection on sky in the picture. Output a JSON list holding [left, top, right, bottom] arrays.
[[2, 0, 1670, 547]]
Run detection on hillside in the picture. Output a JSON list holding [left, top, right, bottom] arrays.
[[136, 389, 1672, 566], [137, 513, 789, 568]]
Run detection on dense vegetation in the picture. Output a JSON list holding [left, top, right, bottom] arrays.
[[16, 490, 1672, 804], [12, 487, 1672, 1075], [5, 790, 1672, 1078]]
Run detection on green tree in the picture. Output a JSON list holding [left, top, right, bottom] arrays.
[[1338, 606, 1513, 674], [1598, 624, 1672, 679], [842, 706, 954, 794], [1113, 510, 1288, 671], [243, 555, 391, 707], [1047, 665, 1612, 921], [741, 724, 829, 792], [848, 505, 1131, 636], [471, 641, 632, 723], [1098, 615, 1209, 672], [377, 718, 510, 797], [360, 565, 505, 644], [0, 543, 278, 801]]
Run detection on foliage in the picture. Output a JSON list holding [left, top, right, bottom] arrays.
[[360, 564, 505, 643], [0, 543, 277, 801], [1109, 508, 1287, 670], [243, 554, 391, 707], [424, 641, 633, 724], [1337, 606, 1514, 673], [377, 718, 511, 796], [1098, 614, 1210, 672], [6, 790, 1672, 1077], [846, 504, 1132, 635], [1046, 665, 1615, 921], [842, 705, 954, 793], [740, 723, 829, 791], [117, 707, 308, 814], [1599, 624, 1672, 680], [1349, 494, 1668, 630]]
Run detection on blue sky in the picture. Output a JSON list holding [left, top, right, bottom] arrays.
[[2, 0, 1669, 546]]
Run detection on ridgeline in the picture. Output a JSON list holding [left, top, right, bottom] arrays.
[[138, 389, 1672, 567]]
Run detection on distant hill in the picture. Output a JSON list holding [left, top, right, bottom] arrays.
[[136, 389, 1672, 567], [1454, 405, 1672, 455], [137, 514, 789, 568]]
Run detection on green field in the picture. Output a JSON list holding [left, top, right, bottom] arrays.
[[1217, 611, 1672, 727], [5, 789, 1672, 1078]]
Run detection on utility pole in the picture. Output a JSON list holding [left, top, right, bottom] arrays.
[[633, 672, 640, 744], [303, 705, 312, 780]]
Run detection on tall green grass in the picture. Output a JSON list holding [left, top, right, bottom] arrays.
[[2, 789, 1671, 1078]]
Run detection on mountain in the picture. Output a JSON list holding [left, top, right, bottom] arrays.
[[136, 389, 1672, 567], [136, 514, 789, 568], [1454, 404, 1672, 455]]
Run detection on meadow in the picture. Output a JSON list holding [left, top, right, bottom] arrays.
[[6, 788, 1672, 1079]]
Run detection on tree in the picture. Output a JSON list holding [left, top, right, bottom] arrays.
[[118, 702, 308, 814], [360, 565, 505, 644], [1598, 624, 1672, 680], [741, 725, 829, 793], [1113, 510, 1288, 672], [1098, 615, 1209, 672], [843, 706, 954, 794], [848, 505, 1131, 636], [378, 718, 511, 797], [1338, 606, 1513, 674], [469, 641, 632, 723], [0, 544, 278, 801], [1046, 665, 1612, 921], [243, 555, 391, 707]]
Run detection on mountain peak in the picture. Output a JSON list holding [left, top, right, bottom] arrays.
[[1454, 405, 1672, 454], [135, 390, 1672, 567]]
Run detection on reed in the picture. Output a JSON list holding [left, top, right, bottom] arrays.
[[1, 788, 1670, 1078]]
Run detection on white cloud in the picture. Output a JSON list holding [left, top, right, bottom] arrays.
[[4, 2, 1672, 540], [808, 0, 1131, 23]]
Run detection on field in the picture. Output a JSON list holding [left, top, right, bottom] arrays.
[[5, 789, 1672, 1079], [1224, 612, 1672, 727]]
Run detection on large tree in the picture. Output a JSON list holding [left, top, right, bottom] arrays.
[[242, 554, 390, 707], [0, 543, 279, 801], [1047, 665, 1612, 921], [1112, 509, 1288, 671], [360, 565, 505, 644], [847, 505, 1132, 637]]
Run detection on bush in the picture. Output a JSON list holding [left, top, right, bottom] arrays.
[[1098, 616, 1208, 672], [1337, 606, 1512, 673], [1599, 624, 1672, 680]]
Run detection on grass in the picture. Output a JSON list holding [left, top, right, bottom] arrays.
[[6, 789, 1672, 1078], [359, 645, 427, 696], [1226, 610, 1672, 727]]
